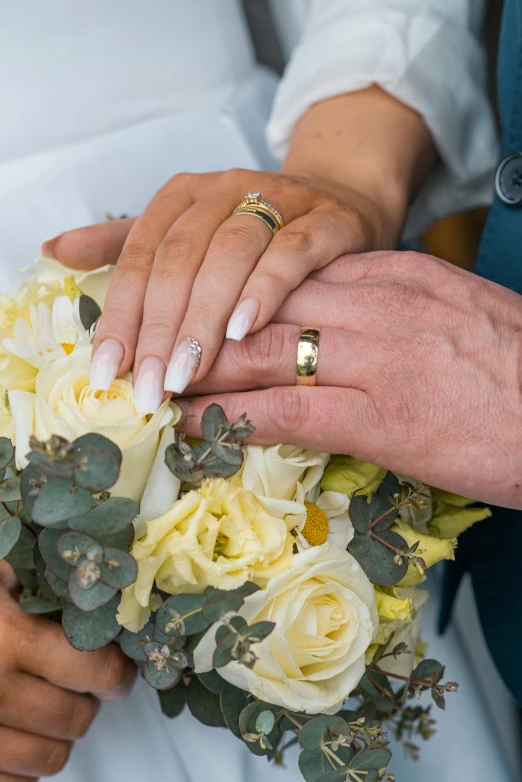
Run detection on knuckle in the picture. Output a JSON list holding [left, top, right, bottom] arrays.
[[185, 302, 221, 333], [266, 386, 310, 434], [234, 325, 289, 376], [221, 167, 248, 185], [279, 225, 315, 253], [155, 232, 198, 265], [213, 222, 262, 254], [97, 651, 128, 694], [117, 241, 156, 275], [140, 312, 175, 340], [43, 741, 71, 776], [67, 700, 96, 740]]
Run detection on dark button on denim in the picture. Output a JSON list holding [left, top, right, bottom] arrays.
[[495, 153, 522, 205]]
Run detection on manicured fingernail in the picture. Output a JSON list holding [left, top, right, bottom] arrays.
[[40, 236, 59, 259], [226, 298, 260, 341], [90, 339, 124, 391], [133, 357, 166, 415], [164, 338, 201, 394]]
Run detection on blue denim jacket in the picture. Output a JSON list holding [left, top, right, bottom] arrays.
[[441, 0, 522, 706]]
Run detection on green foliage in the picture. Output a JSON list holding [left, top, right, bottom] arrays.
[[239, 701, 282, 756], [0, 476, 22, 502], [298, 716, 351, 752], [62, 594, 121, 651], [157, 594, 209, 637], [73, 434, 122, 492], [220, 683, 251, 738], [159, 684, 186, 718], [0, 515, 21, 560], [5, 525, 35, 570], [69, 497, 138, 535], [0, 437, 14, 470], [78, 294, 101, 332], [31, 479, 92, 526], [201, 589, 245, 623], [348, 472, 409, 585], [186, 676, 226, 727], [165, 404, 255, 483], [196, 669, 226, 695]]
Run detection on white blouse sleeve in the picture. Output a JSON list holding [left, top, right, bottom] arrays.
[[266, 0, 498, 238]]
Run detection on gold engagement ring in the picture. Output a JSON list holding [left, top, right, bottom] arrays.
[[232, 192, 285, 235]]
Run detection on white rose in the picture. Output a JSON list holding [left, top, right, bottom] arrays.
[[194, 543, 378, 714], [8, 343, 178, 501], [239, 444, 329, 521], [32, 258, 113, 309]]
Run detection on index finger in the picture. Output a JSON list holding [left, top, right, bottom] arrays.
[[17, 614, 136, 701]]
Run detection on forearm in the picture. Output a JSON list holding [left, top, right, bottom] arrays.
[[281, 86, 437, 247]]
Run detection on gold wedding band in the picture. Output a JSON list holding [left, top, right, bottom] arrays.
[[296, 328, 320, 386], [232, 192, 285, 235]]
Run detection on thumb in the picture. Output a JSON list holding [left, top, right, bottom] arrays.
[[41, 217, 137, 269]]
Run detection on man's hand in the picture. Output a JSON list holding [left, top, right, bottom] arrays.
[[181, 251, 522, 509], [0, 566, 136, 780]]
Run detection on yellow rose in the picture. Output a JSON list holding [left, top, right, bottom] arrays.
[[194, 543, 378, 714], [32, 257, 113, 310], [374, 586, 412, 622], [428, 490, 491, 539], [366, 587, 429, 677], [391, 519, 457, 586], [7, 344, 177, 502], [321, 455, 387, 500], [118, 479, 295, 631]]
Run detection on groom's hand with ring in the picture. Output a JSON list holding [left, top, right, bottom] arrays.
[[180, 251, 522, 510], [0, 565, 136, 780]]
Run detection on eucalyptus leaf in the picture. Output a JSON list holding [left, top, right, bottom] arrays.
[[202, 460, 243, 480], [201, 404, 228, 441], [144, 661, 181, 690], [62, 594, 121, 651], [196, 669, 226, 695], [358, 672, 395, 712], [20, 593, 63, 614], [209, 440, 244, 466], [220, 683, 250, 738], [348, 529, 408, 586], [119, 623, 156, 662], [93, 524, 134, 552], [44, 567, 69, 598], [298, 716, 350, 752], [432, 688, 446, 710], [164, 444, 204, 483], [414, 659, 444, 684], [0, 515, 21, 560], [69, 498, 138, 535], [213, 632, 237, 668], [32, 479, 92, 526], [78, 294, 101, 332], [26, 450, 75, 480], [201, 589, 244, 623], [245, 621, 275, 644], [5, 525, 35, 570], [0, 438, 14, 470], [57, 530, 97, 562], [73, 433, 122, 492], [186, 676, 226, 727], [39, 528, 70, 580], [299, 747, 352, 782], [20, 463, 46, 514], [68, 570, 117, 611], [157, 594, 208, 637], [0, 476, 22, 502], [239, 701, 281, 757], [99, 548, 137, 589], [159, 684, 186, 718], [349, 747, 391, 772]]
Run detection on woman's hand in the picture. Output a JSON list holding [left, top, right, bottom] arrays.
[[177, 251, 522, 510], [45, 168, 401, 413], [45, 87, 435, 414]]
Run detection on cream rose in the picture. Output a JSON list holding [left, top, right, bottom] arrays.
[[118, 478, 295, 632], [8, 343, 177, 501], [194, 543, 378, 714]]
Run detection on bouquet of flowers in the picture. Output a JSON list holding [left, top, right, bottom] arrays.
[[0, 260, 491, 781]]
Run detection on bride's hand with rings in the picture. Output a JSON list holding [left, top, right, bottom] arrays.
[[43, 87, 435, 413]]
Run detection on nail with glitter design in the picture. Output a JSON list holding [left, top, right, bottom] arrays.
[[164, 338, 201, 394]]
